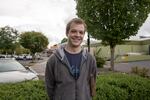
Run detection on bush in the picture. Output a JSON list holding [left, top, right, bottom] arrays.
[[94, 73, 150, 100], [131, 66, 149, 77], [0, 80, 48, 100], [96, 57, 106, 68], [94, 48, 106, 68], [0, 73, 150, 100]]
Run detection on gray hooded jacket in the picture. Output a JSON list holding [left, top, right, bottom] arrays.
[[45, 45, 97, 100]]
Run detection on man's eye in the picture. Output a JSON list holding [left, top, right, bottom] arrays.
[[79, 31, 84, 35]]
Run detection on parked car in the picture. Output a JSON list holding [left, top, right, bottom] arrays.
[[0, 54, 14, 58], [15, 54, 32, 60], [0, 58, 39, 83], [0, 54, 6, 58], [26, 54, 32, 60]]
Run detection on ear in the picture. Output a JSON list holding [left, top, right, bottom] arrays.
[[66, 32, 68, 37]]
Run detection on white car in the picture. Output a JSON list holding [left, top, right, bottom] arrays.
[[0, 58, 39, 83]]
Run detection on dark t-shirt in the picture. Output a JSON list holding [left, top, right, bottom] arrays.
[[64, 49, 82, 79]]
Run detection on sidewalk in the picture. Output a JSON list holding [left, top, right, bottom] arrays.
[[30, 57, 49, 80]]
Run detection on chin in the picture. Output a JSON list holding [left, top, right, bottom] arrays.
[[71, 43, 81, 47], [69, 40, 83, 47]]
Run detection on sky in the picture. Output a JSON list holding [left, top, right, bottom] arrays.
[[0, 0, 150, 48], [0, 0, 77, 47]]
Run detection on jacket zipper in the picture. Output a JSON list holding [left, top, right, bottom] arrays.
[[75, 79, 77, 100]]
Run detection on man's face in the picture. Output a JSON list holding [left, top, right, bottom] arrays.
[[67, 23, 85, 47]]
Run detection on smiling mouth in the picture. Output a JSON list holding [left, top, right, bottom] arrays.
[[72, 37, 81, 41], [72, 39, 81, 42]]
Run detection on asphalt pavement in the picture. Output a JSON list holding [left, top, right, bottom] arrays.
[[20, 57, 150, 78], [104, 60, 150, 76]]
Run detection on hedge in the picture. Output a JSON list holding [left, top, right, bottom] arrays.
[[94, 73, 150, 100], [0, 73, 150, 100], [0, 80, 48, 100]]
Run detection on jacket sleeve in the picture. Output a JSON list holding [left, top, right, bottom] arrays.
[[45, 56, 55, 100], [90, 55, 97, 97]]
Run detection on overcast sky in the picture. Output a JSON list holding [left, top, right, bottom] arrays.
[[0, 0, 150, 47], [0, 0, 78, 47]]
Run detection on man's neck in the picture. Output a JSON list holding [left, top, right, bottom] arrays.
[[65, 44, 82, 54]]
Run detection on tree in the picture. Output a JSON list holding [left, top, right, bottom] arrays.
[[61, 37, 68, 43], [14, 42, 30, 55], [76, 0, 150, 70], [19, 31, 49, 57], [0, 26, 19, 54]]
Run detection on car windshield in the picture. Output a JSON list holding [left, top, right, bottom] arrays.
[[0, 60, 26, 72]]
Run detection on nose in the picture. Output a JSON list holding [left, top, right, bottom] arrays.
[[76, 31, 80, 36], [76, 30, 84, 36]]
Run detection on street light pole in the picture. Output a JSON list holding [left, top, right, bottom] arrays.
[[87, 33, 90, 52]]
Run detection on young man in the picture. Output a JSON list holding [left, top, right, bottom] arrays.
[[45, 18, 97, 100]]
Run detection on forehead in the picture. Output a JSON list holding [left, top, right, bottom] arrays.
[[69, 22, 85, 30]]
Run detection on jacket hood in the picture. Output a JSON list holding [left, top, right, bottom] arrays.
[[53, 44, 88, 61], [52, 44, 89, 80]]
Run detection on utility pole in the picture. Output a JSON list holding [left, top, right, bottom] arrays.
[[87, 33, 90, 52]]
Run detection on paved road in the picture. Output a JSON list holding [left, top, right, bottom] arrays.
[[30, 57, 49, 76], [18, 57, 49, 76], [105, 60, 150, 76], [31, 61, 47, 75], [29, 58, 150, 77]]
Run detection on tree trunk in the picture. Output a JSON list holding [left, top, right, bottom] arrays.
[[110, 46, 115, 71], [31, 53, 35, 63]]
